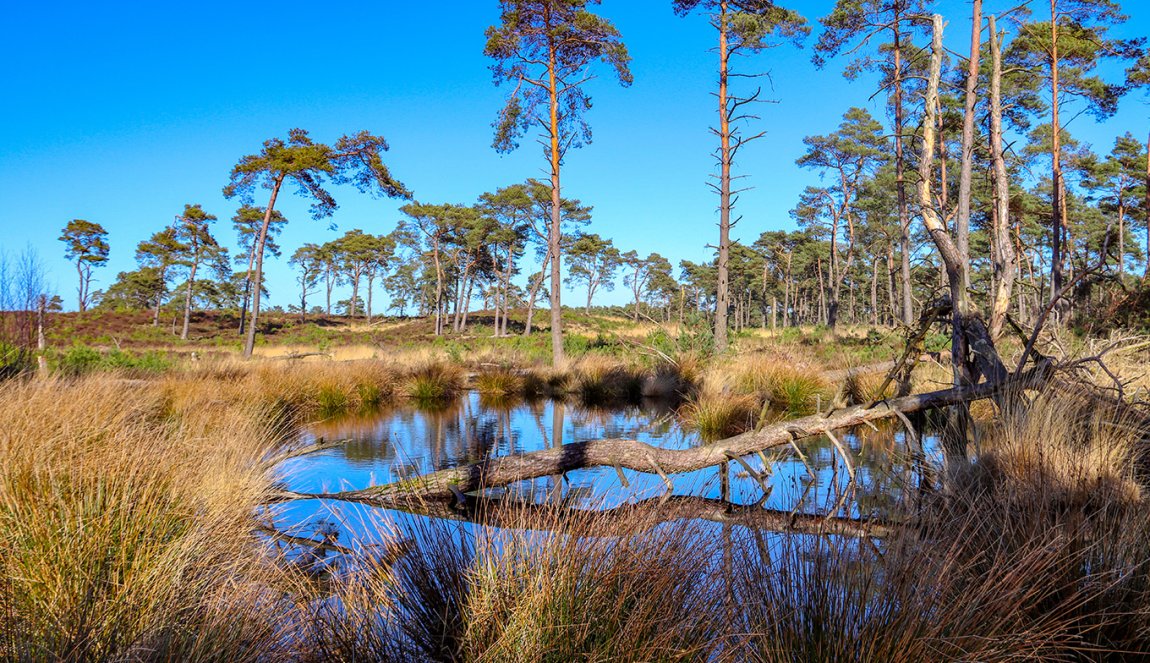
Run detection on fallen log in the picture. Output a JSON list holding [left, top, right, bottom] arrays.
[[269, 370, 1045, 508]]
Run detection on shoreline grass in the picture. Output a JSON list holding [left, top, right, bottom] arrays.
[[7, 336, 1150, 660]]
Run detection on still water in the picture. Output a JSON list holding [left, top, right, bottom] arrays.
[[267, 392, 937, 551]]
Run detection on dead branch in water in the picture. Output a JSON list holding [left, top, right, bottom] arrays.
[[267, 368, 1049, 508]]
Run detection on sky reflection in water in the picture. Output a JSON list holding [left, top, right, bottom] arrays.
[[269, 392, 939, 552]]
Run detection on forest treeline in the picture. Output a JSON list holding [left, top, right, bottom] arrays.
[[9, 0, 1150, 363]]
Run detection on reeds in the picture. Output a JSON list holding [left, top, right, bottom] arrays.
[[843, 368, 895, 404], [570, 355, 646, 406], [711, 354, 834, 415], [473, 367, 523, 397]]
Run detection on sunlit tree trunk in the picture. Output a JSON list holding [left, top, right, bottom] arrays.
[[181, 241, 200, 340], [547, 29, 566, 366], [712, 1, 734, 352], [893, 19, 914, 326], [366, 270, 375, 322], [432, 239, 445, 336], [920, 14, 1009, 474], [239, 243, 258, 334], [956, 0, 982, 293], [988, 14, 1016, 339], [243, 177, 283, 358], [1049, 0, 1065, 307], [524, 251, 550, 337], [870, 257, 879, 326]]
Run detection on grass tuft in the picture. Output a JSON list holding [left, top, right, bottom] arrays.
[[474, 368, 523, 397], [680, 394, 760, 441], [0, 376, 289, 660], [404, 362, 465, 407], [843, 369, 895, 404]]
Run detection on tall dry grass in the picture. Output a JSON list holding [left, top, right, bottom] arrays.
[[300, 502, 725, 662], [569, 355, 647, 406], [8, 356, 1150, 661], [0, 376, 290, 660], [707, 354, 835, 415]]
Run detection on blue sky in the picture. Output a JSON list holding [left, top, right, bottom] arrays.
[[1, 0, 1147, 311]]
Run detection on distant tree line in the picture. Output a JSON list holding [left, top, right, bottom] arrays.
[[17, 0, 1150, 367]]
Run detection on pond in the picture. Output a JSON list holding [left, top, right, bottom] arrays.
[[267, 391, 938, 555]]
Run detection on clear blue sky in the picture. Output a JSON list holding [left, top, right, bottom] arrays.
[[1, 0, 1147, 310]]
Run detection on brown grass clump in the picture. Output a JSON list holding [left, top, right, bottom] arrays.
[[733, 522, 1116, 662], [474, 367, 523, 397], [403, 361, 466, 407], [733, 389, 1150, 661], [570, 355, 645, 405], [0, 376, 289, 660], [643, 352, 705, 399], [705, 354, 834, 416], [680, 393, 760, 441], [302, 502, 724, 662], [163, 359, 403, 424], [965, 388, 1143, 505], [952, 388, 1140, 512], [843, 369, 895, 404]]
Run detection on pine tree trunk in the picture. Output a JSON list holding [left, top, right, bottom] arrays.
[[956, 0, 982, 292], [461, 276, 474, 331], [988, 14, 1016, 340], [893, 20, 914, 326], [181, 243, 199, 341], [433, 242, 444, 336], [870, 256, 880, 326], [243, 178, 283, 358], [714, 1, 732, 353], [239, 241, 258, 334], [547, 40, 565, 367], [1049, 0, 1065, 308], [366, 272, 374, 322]]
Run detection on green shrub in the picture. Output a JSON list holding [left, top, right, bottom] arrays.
[[56, 345, 104, 375], [54, 346, 173, 376]]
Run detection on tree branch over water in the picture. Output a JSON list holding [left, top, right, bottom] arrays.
[[268, 370, 1049, 508]]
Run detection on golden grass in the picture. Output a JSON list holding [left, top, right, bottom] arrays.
[[304, 502, 723, 661], [569, 355, 645, 405], [7, 362, 1150, 659], [702, 354, 835, 416], [843, 369, 896, 404], [0, 376, 289, 660], [680, 393, 760, 441], [10, 331, 1150, 660], [474, 367, 523, 397], [403, 361, 466, 407], [965, 387, 1144, 505]]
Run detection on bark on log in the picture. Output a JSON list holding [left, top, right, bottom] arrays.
[[269, 372, 1045, 508]]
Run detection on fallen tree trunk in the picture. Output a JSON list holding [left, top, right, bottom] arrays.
[[387, 495, 895, 539], [269, 370, 1046, 508]]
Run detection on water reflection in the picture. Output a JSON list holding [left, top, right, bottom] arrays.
[[272, 392, 936, 546]]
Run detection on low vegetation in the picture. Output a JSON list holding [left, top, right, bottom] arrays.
[[0, 377, 288, 660], [5, 326, 1150, 660]]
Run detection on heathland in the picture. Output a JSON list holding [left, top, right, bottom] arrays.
[[5, 309, 1150, 661]]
